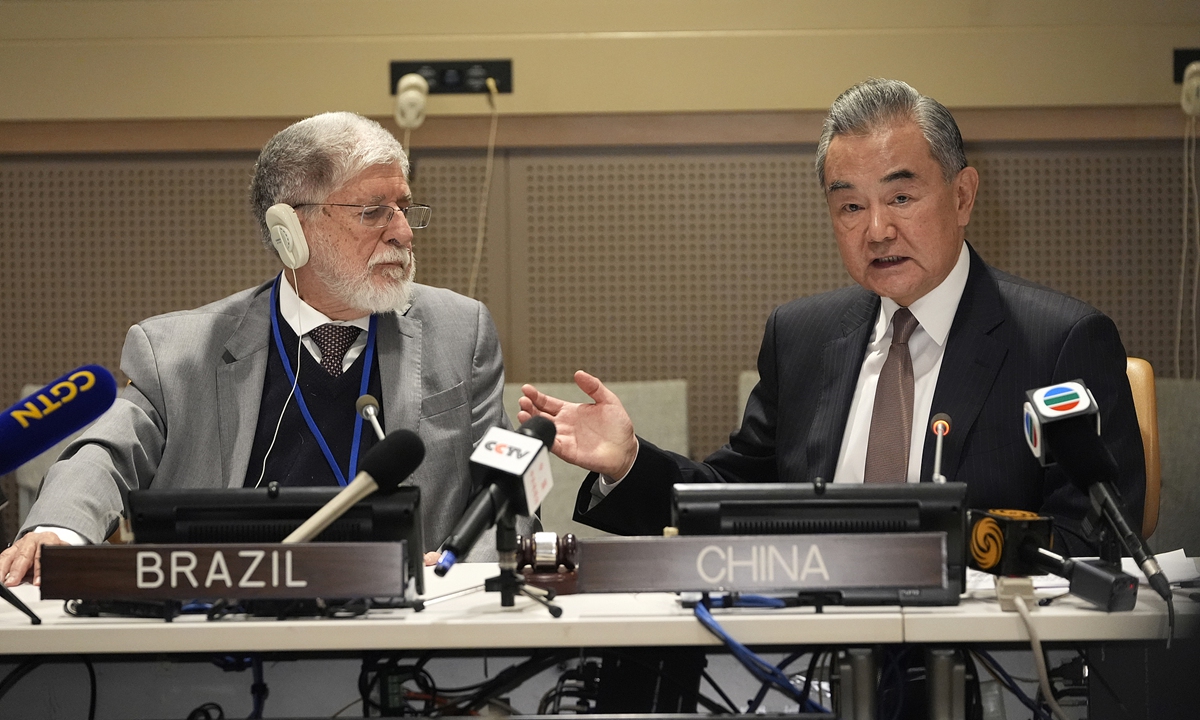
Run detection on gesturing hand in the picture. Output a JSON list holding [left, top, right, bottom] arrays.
[[517, 370, 638, 479]]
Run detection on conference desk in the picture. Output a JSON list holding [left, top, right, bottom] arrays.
[[0, 564, 1196, 718]]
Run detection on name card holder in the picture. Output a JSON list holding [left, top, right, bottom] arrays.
[[40, 542, 409, 602], [575, 532, 950, 604]]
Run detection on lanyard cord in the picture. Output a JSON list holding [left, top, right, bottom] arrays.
[[269, 276, 378, 486]]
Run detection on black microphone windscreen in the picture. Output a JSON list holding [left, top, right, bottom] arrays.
[[517, 416, 556, 446], [1041, 415, 1120, 488], [360, 429, 425, 493]]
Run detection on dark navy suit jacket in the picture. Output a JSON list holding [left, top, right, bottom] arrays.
[[575, 246, 1145, 556]]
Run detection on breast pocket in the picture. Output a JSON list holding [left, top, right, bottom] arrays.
[[421, 381, 468, 418]]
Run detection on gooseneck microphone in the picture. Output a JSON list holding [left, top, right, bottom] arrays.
[[1023, 380, 1171, 602], [0, 365, 118, 477], [929, 413, 951, 483], [282, 429, 425, 543], [435, 417, 556, 576], [356, 394, 386, 441]]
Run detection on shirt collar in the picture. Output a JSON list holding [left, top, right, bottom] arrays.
[[877, 242, 970, 347], [277, 273, 371, 337]]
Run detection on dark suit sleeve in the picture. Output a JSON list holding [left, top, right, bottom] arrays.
[[1040, 312, 1145, 556], [573, 309, 788, 536]]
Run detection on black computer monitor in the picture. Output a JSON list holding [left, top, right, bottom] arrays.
[[671, 482, 967, 606], [127, 485, 424, 595]]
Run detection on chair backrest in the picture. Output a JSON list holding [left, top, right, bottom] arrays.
[[1126, 357, 1161, 539]]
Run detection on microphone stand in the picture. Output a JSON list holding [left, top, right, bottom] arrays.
[[483, 506, 562, 618], [1, 583, 41, 625]]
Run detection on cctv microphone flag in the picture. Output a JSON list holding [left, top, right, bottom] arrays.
[[469, 425, 554, 516], [1022, 379, 1099, 467]]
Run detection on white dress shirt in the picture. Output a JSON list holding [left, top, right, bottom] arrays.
[[277, 274, 370, 373], [833, 242, 970, 484], [596, 242, 972, 500]]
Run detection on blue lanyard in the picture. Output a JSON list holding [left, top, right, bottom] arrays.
[[269, 275, 378, 487]]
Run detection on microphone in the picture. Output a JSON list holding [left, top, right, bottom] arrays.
[[969, 508, 1138, 611], [356, 394, 386, 441], [282, 429, 425, 544], [0, 365, 118, 476], [930, 413, 951, 483], [434, 417, 556, 576], [1022, 380, 1171, 601]]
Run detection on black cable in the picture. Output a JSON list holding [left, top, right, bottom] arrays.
[[1079, 649, 1135, 720], [357, 657, 383, 716], [800, 649, 823, 706], [435, 650, 573, 715], [0, 658, 43, 708], [83, 657, 96, 720], [700, 668, 738, 713], [185, 702, 225, 720], [746, 650, 806, 713], [597, 648, 730, 714], [248, 656, 267, 719], [1166, 592, 1176, 649], [973, 650, 1051, 720], [961, 648, 983, 720]]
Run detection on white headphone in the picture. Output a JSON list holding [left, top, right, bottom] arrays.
[[265, 203, 310, 269]]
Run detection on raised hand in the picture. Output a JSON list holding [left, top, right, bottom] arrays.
[[517, 370, 638, 479]]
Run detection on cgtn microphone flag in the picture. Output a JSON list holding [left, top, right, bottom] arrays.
[[1022, 380, 1099, 467], [0, 365, 118, 476], [469, 426, 554, 515]]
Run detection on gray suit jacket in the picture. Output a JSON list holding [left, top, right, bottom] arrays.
[[23, 279, 525, 559]]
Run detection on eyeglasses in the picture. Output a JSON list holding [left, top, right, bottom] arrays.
[[293, 203, 432, 229]]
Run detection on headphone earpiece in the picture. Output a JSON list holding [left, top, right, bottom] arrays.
[[265, 203, 310, 269]]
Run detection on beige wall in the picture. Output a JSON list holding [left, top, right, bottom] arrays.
[[1, 1, 1196, 122]]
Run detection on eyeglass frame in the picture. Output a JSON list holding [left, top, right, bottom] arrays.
[[292, 202, 432, 229]]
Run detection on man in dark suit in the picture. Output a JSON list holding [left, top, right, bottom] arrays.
[[518, 78, 1144, 557]]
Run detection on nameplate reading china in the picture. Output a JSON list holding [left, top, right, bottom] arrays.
[[39, 543, 408, 600], [575, 533, 946, 594]]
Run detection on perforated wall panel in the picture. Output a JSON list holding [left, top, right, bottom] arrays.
[[507, 142, 1188, 458], [0, 139, 1189, 467], [407, 157, 497, 308], [0, 156, 274, 395]]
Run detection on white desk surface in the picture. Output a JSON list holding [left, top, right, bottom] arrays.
[[0, 564, 1193, 656]]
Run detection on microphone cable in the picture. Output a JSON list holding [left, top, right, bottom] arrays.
[[255, 266, 305, 489], [691, 594, 828, 712], [1011, 594, 1070, 720], [466, 76, 500, 299]]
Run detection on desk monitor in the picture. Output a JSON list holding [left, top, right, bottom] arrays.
[[672, 482, 967, 606], [127, 485, 424, 595]]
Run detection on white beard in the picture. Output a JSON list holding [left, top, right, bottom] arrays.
[[308, 235, 417, 314]]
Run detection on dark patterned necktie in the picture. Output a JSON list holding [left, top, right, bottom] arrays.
[[863, 308, 919, 484], [308, 324, 361, 377]]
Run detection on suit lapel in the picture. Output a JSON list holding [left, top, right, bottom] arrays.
[[378, 301, 422, 434], [806, 291, 877, 481], [217, 283, 273, 487], [922, 247, 1008, 481]]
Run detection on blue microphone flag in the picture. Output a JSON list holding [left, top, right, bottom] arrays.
[[0, 365, 118, 476]]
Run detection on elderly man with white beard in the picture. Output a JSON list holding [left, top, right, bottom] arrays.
[[1, 113, 517, 585]]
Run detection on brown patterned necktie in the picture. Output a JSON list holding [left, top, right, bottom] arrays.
[[863, 308, 919, 484], [307, 324, 361, 377]]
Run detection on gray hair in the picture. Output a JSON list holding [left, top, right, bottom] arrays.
[[249, 112, 409, 250], [814, 78, 967, 189]]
